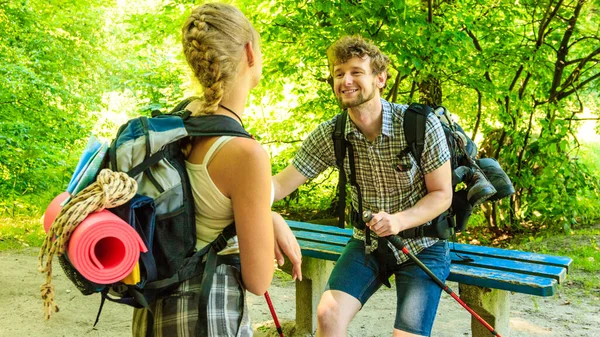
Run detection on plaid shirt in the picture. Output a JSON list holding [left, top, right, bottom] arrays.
[[132, 263, 251, 337], [292, 98, 450, 263]]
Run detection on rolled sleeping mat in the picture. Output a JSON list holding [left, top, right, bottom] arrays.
[[43, 191, 71, 234], [66, 210, 147, 285]]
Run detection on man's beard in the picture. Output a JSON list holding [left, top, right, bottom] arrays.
[[337, 84, 377, 109]]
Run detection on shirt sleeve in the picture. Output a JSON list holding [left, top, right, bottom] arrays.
[[291, 120, 337, 179], [420, 114, 451, 175]]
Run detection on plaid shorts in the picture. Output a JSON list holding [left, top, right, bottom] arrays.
[[132, 262, 252, 337]]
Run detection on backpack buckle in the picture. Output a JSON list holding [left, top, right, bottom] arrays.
[[211, 233, 229, 252]]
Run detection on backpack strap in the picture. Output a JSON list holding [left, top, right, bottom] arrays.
[[346, 141, 372, 254], [184, 114, 253, 139], [197, 223, 237, 336], [332, 112, 348, 229], [126, 113, 253, 178], [403, 103, 432, 166], [331, 112, 372, 248], [151, 96, 202, 118], [402, 103, 456, 239]]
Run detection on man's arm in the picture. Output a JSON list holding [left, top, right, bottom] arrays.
[[367, 160, 452, 237], [272, 165, 309, 202]]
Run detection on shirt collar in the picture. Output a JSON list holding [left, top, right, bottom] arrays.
[[380, 98, 393, 138], [345, 98, 394, 139]]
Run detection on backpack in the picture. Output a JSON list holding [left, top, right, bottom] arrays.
[[332, 103, 481, 237], [56, 97, 253, 329]]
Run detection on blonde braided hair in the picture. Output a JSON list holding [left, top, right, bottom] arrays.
[[181, 3, 258, 116], [38, 169, 137, 319]]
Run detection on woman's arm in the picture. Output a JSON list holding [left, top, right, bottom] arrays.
[[219, 137, 275, 295], [272, 212, 302, 281]]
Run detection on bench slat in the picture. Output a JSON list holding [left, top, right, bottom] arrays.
[[288, 220, 352, 237], [449, 264, 558, 296], [451, 243, 572, 270], [294, 231, 351, 246], [450, 253, 567, 283], [296, 239, 345, 261]]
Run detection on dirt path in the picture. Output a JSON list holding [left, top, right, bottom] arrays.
[[1, 248, 598, 336]]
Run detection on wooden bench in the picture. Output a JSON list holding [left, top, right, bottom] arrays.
[[281, 220, 572, 337]]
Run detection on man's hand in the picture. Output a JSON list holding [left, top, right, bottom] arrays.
[[272, 212, 302, 281], [365, 211, 404, 237]]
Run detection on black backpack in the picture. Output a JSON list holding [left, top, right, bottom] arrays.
[[332, 103, 477, 238], [57, 97, 253, 330]]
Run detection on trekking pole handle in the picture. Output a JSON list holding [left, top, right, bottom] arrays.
[[362, 211, 441, 286], [362, 210, 405, 248]]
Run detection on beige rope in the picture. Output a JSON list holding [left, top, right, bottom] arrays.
[[38, 169, 138, 320]]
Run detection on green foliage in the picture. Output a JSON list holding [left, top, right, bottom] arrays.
[[0, 216, 45, 250], [0, 0, 112, 214], [0, 0, 599, 235], [0, 0, 190, 215]]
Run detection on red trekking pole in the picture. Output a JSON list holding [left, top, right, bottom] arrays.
[[362, 211, 502, 337], [264, 291, 284, 337]]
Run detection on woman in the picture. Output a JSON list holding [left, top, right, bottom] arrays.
[[133, 3, 301, 336]]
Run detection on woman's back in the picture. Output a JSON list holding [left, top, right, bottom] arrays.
[[186, 129, 274, 295], [186, 136, 236, 252]]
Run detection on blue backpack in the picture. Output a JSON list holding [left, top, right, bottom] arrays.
[[58, 97, 253, 328]]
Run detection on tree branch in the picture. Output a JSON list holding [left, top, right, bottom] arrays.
[[370, 20, 385, 37], [564, 117, 600, 121], [472, 89, 483, 139], [262, 139, 304, 145], [536, 0, 563, 49], [558, 47, 600, 90], [556, 72, 600, 100], [463, 27, 494, 83], [516, 105, 536, 178], [548, 0, 583, 101], [568, 36, 600, 50]]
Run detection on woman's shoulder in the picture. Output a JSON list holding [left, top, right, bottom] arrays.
[[224, 136, 268, 159]]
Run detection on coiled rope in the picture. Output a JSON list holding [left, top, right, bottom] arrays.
[[38, 169, 137, 320]]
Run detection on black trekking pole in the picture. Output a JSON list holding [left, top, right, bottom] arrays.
[[264, 291, 284, 337], [362, 211, 502, 337]]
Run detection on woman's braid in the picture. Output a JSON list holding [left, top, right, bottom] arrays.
[[183, 4, 251, 116]]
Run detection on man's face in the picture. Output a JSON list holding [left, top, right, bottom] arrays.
[[332, 56, 385, 109]]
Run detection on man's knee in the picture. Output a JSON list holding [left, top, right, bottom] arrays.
[[316, 290, 360, 334], [316, 296, 339, 325]]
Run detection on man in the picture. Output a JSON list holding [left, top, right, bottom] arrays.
[[273, 35, 452, 337]]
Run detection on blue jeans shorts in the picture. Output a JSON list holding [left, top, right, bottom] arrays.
[[327, 238, 450, 336]]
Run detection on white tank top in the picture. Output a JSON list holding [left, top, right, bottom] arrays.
[[185, 136, 273, 254]]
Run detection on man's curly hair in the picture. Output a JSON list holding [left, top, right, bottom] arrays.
[[326, 35, 390, 91]]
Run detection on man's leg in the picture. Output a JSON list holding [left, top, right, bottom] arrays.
[[392, 328, 426, 337], [316, 290, 361, 337], [392, 240, 451, 337], [316, 238, 382, 337]]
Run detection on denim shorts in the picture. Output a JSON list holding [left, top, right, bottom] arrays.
[[327, 238, 450, 336]]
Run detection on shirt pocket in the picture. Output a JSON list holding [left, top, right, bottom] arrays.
[[392, 151, 419, 188]]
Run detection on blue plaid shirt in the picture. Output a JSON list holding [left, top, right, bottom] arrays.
[[292, 98, 450, 263]]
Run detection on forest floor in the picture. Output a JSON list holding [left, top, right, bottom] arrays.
[[1, 247, 599, 337]]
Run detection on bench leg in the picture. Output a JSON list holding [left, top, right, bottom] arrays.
[[458, 284, 510, 337], [294, 256, 335, 336]]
